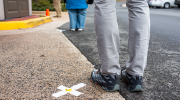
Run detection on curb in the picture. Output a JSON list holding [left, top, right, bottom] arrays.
[[32, 11, 69, 16], [0, 16, 52, 30]]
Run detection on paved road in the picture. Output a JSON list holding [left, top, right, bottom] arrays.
[[60, 2, 180, 100]]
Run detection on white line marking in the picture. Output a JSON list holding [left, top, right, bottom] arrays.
[[52, 83, 86, 97], [56, 29, 66, 32]]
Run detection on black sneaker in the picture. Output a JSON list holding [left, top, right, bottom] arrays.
[[121, 69, 143, 92], [91, 69, 120, 92]]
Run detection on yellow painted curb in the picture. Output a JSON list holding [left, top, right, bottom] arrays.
[[0, 16, 52, 30]]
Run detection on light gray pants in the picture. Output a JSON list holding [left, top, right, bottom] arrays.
[[94, 0, 150, 76]]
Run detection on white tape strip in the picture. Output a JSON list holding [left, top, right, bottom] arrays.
[[56, 30, 66, 32], [52, 83, 86, 98]]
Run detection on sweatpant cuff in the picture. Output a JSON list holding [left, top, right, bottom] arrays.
[[126, 70, 143, 76]]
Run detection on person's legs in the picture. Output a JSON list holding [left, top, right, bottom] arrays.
[[77, 9, 87, 29], [68, 9, 78, 30], [91, 0, 120, 92], [95, 0, 120, 76], [121, 0, 150, 91], [53, 0, 62, 17], [126, 0, 150, 77]]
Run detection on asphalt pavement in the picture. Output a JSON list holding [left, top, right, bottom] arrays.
[[60, 2, 180, 100]]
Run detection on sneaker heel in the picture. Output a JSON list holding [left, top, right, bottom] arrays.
[[128, 85, 143, 92], [102, 84, 120, 92]]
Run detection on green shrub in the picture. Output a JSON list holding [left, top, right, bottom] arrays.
[[61, 5, 67, 11], [32, 0, 67, 11]]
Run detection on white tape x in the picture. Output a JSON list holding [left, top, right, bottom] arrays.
[[52, 83, 86, 97]]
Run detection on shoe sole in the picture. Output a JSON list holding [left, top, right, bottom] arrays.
[[121, 78, 143, 92], [91, 78, 120, 92], [128, 85, 143, 92]]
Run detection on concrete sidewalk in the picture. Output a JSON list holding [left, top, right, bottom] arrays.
[[0, 14, 125, 99]]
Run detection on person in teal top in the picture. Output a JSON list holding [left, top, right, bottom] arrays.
[[66, 0, 93, 31], [66, 0, 88, 9]]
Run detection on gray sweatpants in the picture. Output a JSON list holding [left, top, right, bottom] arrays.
[[94, 0, 150, 76]]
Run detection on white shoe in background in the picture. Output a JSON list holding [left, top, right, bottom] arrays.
[[78, 29, 83, 31], [71, 29, 75, 31]]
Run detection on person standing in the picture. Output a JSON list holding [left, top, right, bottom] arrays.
[[91, 0, 150, 92], [53, 0, 62, 17], [66, 0, 89, 31]]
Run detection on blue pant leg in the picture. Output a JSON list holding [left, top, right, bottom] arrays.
[[77, 9, 87, 29], [68, 9, 78, 29]]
